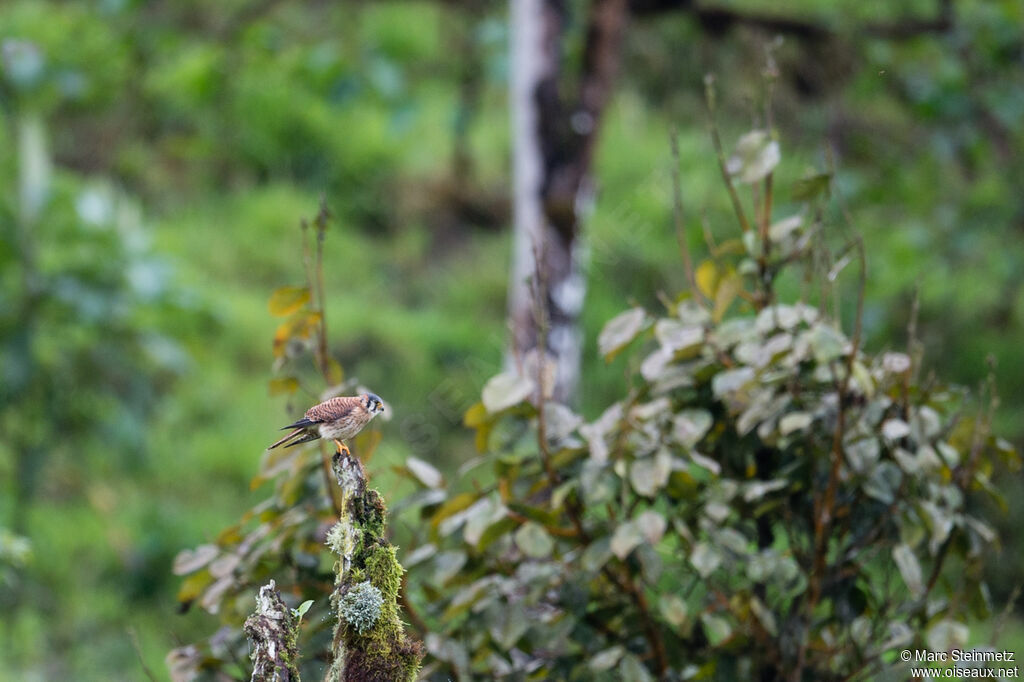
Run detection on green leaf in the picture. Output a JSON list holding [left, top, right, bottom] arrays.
[[791, 172, 831, 201], [882, 352, 912, 374], [325, 357, 344, 384], [925, 619, 968, 653], [690, 542, 722, 578], [713, 270, 742, 323], [488, 602, 529, 650], [610, 522, 643, 559], [514, 522, 553, 559], [726, 130, 780, 184], [176, 569, 213, 604], [551, 480, 577, 510], [659, 594, 688, 629], [580, 462, 618, 506], [629, 449, 672, 497], [701, 613, 733, 645], [463, 401, 489, 427], [655, 318, 704, 355], [618, 654, 655, 682], [580, 403, 624, 465], [432, 551, 468, 585], [406, 456, 443, 488], [581, 537, 613, 573], [481, 372, 534, 413], [882, 419, 911, 441], [635, 510, 667, 545], [542, 402, 583, 444], [598, 307, 647, 360], [696, 260, 720, 300], [173, 544, 219, 575], [430, 492, 479, 532], [743, 479, 787, 502], [768, 215, 803, 242], [845, 437, 880, 474], [630, 397, 670, 422], [778, 412, 812, 436], [864, 461, 902, 504], [589, 646, 625, 672], [506, 501, 561, 527], [293, 599, 313, 619], [673, 409, 713, 448], [712, 367, 755, 398], [806, 323, 847, 364], [267, 285, 310, 316], [716, 528, 750, 554], [475, 518, 517, 552], [461, 497, 505, 545], [267, 376, 299, 396], [892, 544, 924, 598], [749, 597, 777, 636]]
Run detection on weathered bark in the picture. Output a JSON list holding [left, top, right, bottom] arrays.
[[507, 0, 629, 403], [325, 451, 423, 682], [244, 580, 302, 682]]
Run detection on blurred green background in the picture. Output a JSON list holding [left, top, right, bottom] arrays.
[[1, 0, 1022, 679]]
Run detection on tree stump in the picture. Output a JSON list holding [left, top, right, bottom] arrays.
[[325, 450, 423, 682]]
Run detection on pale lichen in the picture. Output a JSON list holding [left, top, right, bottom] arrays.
[[339, 580, 383, 634]]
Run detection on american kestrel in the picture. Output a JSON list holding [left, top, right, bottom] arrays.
[[268, 393, 384, 455]]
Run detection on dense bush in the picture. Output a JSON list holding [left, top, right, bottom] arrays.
[[421, 307, 1010, 679]]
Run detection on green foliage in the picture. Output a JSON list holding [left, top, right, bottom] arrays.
[[0, 528, 31, 590]]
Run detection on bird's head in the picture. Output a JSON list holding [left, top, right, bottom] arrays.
[[362, 392, 385, 416]]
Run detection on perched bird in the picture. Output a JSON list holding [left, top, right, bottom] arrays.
[[268, 393, 384, 455]]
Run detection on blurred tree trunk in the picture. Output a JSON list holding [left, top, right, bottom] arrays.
[[507, 0, 628, 403]]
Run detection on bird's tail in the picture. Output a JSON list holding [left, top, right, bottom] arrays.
[[268, 428, 320, 450]]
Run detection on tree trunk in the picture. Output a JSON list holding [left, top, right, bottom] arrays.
[[507, 0, 629, 403]]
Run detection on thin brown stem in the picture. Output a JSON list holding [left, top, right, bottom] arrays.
[[313, 199, 331, 380], [529, 240, 561, 489], [705, 76, 752, 234]]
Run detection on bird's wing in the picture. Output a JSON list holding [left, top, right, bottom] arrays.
[[304, 396, 361, 423]]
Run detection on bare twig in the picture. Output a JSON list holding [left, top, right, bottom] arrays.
[[704, 75, 752, 234], [127, 627, 159, 682], [668, 127, 701, 301], [528, 240, 561, 489], [989, 585, 1022, 647], [313, 198, 331, 380]]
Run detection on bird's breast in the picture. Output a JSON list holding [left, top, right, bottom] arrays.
[[318, 414, 367, 440]]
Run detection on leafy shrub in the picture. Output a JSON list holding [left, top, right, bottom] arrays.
[[404, 131, 1019, 680]]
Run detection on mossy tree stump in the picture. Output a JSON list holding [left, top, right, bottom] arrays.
[[325, 450, 423, 682]]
